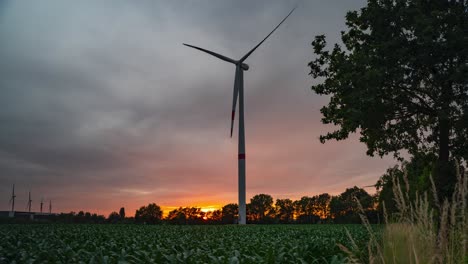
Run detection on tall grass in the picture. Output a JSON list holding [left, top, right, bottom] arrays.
[[344, 163, 468, 264]]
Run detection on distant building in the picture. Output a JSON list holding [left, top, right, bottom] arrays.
[[0, 211, 57, 220]]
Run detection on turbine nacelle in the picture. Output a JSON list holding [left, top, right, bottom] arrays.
[[240, 63, 249, 71]]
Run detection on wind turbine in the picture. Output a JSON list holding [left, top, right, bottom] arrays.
[[49, 200, 52, 214], [27, 191, 32, 213], [40, 197, 44, 213], [183, 7, 295, 224], [9, 184, 16, 213]]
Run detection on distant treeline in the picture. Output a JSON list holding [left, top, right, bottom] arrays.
[[150, 186, 379, 225], [2, 186, 379, 225]]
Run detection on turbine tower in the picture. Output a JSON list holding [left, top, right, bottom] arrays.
[[49, 200, 52, 214], [27, 191, 32, 213], [40, 198, 44, 213], [9, 184, 16, 213], [183, 8, 295, 224]]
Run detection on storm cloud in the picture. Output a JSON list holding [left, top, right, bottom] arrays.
[[0, 0, 395, 215]]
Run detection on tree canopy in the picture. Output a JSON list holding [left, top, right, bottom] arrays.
[[248, 194, 275, 223], [309, 0, 467, 198], [376, 152, 436, 214], [275, 198, 295, 223], [330, 187, 374, 223], [135, 203, 163, 224], [221, 203, 238, 224], [119, 207, 125, 219]]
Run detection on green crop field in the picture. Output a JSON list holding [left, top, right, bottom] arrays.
[[0, 224, 375, 263]]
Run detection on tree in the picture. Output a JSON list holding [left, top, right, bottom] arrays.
[[249, 194, 275, 223], [294, 196, 319, 224], [135, 203, 163, 224], [202, 210, 222, 224], [275, 198, 295, 223], [107, 211, 120, 224], [119, 207, 125, 219], [221, 203, 238, 224], [313, 193, 331, 220], [91, 213, 105, 224], [166, 207, 187, 225], [376, 153, 436, 215], [330, 187, 374, 223], [209, 210, 222, 223], [184, 207, 204, 224], [341, 187, 373, 212], [309, 0, 468, 200], [375, 165, 404, 215], [329, 197, 346, 220], [76, 211, 85, 223]]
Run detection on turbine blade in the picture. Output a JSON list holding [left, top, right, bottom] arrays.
[[230, 67, 240, 137], [239, 7, 296, 62], [183, 43, 237, 64]]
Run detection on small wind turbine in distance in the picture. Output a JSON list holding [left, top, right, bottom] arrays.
[[27, 190, 32, 213], [40, 197, 44, 213], [9, 184, 16, 217], [183, 7, 295, 224], [49, 200, 52, 214]]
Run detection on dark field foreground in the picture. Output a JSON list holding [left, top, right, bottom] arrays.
[[0, 224, 375, 263]]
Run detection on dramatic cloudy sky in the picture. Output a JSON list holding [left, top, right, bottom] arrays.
[[0, 0, 397, 215]]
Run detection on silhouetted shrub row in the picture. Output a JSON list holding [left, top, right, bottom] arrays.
[[3, 187, 381, 225]]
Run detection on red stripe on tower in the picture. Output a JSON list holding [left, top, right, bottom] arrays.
[[238, 154, 246, 160]]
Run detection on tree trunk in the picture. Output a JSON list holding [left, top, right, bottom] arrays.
[[439, 116, 450, 163], [435, 113, 455, 202]]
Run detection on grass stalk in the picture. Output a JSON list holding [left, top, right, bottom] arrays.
[[342, 162, 468, 263]]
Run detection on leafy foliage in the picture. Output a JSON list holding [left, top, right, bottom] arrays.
[[119, 207, 125, 219], [248, 194, 275, 223], [275, 199, 295, 223], [330, 187, 374, 224], [135, 203, 163, 224], [294, 196, 322, 224], [0, 224, 373, 263], [308, 0, 468, 199], [166, 207, 207, 225], [221, 203, 238, 224], [107, 211, 121, 224], [376, 153, 435, 213]]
